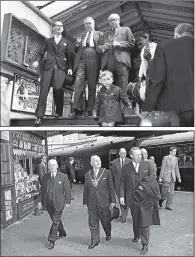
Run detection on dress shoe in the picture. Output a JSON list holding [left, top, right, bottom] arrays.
[[166, 207, 172, 210], [142, 244, 148, 251], [88, 241, 99, 249], [85, 111, 92, 117], [53, 113, 62, 119], [106, 236, 111, 241], [47, 241, 55, 250], [71, 197, 75, 200], [57, 233, 66, 240], [159, 199, 164, 207], [35, 117, 42, 126], [121, 218, 126, 223], [132, 237, 140, 243]]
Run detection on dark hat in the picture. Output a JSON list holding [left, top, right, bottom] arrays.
[[63, 74, 76, 88], [111, 206, 120, 221], [129, 187, 148, 206]]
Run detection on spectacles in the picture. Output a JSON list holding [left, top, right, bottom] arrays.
[[55, 25, 63, 28]]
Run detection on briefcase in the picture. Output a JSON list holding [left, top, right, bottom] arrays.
[[159, 182, 169, 200]]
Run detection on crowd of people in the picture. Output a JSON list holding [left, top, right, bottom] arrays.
[[35, 145, 181, 252], [32, 13, 193, 127]]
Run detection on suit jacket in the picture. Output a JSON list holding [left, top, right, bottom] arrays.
[[111, 157, 131, 197], [37, 162, 47, 187], [159, 155, 181, 183], [41, 171, 71, 211], [73, 30, 104, 72], [36, 37, 73, 71], [142, 36, 194, 114], [65, 162, 75, 183], [97, 26, 135, 69], [83, 168, 116, 208], [120, 160, 153, 206]]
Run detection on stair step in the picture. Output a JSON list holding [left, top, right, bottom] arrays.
[[10, 115, 140, 127]]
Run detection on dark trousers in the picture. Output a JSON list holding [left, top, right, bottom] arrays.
[[104, 53, 129, 93], [88, 203, 111, 244], [46, 199, 66, 242], [179, 111, 194, 127], [116, 194, 128, 219], [73, 48, 99, 112], [129, 204, 150, 245], [36, 65, 66, 118]]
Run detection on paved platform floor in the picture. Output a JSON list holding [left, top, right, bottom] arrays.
[[1, 184, 193, 256]]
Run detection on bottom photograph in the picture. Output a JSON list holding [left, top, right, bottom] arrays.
[[1, 130, 194, 256]]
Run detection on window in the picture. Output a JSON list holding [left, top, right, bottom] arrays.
[[1, 140, 13, 186]]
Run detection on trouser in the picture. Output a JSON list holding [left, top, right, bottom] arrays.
[[36, 65, 66, 118], [46, 200, 66, 242], [104, 53, 130, 115], [166, 181, 175, 208], [73, 47, 99, 112], [129, 204, 150, 245], [88, 203, 111, 244]]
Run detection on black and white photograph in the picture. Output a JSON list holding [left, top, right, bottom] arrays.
[[0, 130, 194, 256], [0, 0, 194, 127]]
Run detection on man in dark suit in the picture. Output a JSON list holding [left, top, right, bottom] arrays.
[[33, 21, 73, 125], [41, 159, 71, 250], [98, 13, 135, 94], [120, 147, 157, 252], [142, 23, 194, 127], [70, 17, 103, 117], [83, 155, 116, 249], [37, 155, 47, 187], [111, 148, 131, 223], [66, 157, 76, 200]]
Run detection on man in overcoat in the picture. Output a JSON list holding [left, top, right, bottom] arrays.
[[41, 159, 71, 250], [120, 147, 160, 252], [33, 21, 73, 125], [142, 23, 194, 126], [83, 155, 116, 249], [159, 146, 181, 209], [111, 148, 131, 222]]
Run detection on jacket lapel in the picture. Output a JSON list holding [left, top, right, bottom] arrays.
[[51, 37, 57, 50]]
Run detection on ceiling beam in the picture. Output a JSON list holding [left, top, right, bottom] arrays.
[[132, 1, 150, 33]]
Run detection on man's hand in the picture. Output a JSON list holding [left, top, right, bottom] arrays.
[[138, 186, 143, 190], [120, 197, 125, 205], [32, 61, 39, 68], [66, 204, 70, 208], [138, 77, 142, 83], [37, 202, 42, 210], [83, 205, 88, 209], [93, 111, 97, 118], [68, 69, 73, 76], [113, 41, 121, 47], [103, 43, 111, 50], [159, 178, 162, 183], [127, 104, 132, 110], [110, 203, 115, 209], [178, 178, 181, 183], [73, 179, 76, 183]]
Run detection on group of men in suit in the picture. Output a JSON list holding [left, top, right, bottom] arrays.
[[33, 13, 135, 124], [38, 145, 181, 252]]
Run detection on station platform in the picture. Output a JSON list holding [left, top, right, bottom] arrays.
[[10, 115, 141, 127], [1, 184, 193, 256]]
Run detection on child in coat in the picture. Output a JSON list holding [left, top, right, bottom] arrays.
[[93, 70, 132, 126]]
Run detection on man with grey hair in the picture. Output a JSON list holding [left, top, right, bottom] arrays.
[[83, 155, 116, 249], [97, 13, 135, 96], [41, 159, 71, 250], [111, 148, 131, 223], [70, 17, 104, 117], [142, 23, 194, 127], [120, 147, 160, 252]]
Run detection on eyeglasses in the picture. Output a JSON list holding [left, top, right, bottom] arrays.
[[55, 25, 63, 28]]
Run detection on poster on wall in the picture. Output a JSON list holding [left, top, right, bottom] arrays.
[[11, 74, 53, 116], [4, 190, 13, 221]]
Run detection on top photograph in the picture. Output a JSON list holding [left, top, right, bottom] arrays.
[[1, 0, 194, 127]]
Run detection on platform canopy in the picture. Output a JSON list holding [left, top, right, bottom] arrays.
[[30, 0, 194, 71]]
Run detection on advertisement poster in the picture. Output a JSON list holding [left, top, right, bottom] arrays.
[[11, 74, 53, 116], [4, 190, 13, 221]]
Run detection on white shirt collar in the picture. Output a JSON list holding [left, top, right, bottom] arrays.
[[132, 161, 139, 173], [51, 170, 57, 178]]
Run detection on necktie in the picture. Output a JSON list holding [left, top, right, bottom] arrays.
[[86, 32, 91, 46]]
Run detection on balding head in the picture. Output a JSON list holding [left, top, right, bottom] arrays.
[[119, 148, 127, 158], [108, 13, 120, 29], [48, 159, 58, 173], [91, 155, 101, 169], [84, 17, 95, 32], [174, 23, 194, 38]]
